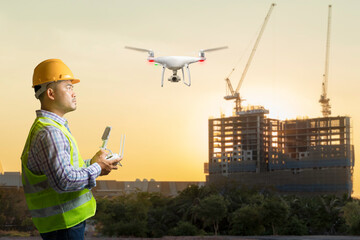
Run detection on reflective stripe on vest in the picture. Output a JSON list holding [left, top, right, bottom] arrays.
[[21, 116, 96, 233], [29, 191, 93, 218]]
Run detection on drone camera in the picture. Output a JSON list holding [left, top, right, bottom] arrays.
[[168, 75, 181, 82]]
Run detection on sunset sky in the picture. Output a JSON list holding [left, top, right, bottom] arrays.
[[1, 0, 359, 194]]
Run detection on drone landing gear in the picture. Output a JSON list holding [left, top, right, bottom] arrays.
[[183, 64, 191, 86], [161, 65, 166, 87]]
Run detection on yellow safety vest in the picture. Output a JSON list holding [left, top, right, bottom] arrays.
[[21, 117, 96, 233]]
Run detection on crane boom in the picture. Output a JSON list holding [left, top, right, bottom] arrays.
[[235, 3, 276, 93], [224, 3, 276, 114], [319, 5, 332, 117]]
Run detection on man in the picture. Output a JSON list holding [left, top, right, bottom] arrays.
[[21, 59, 121, 239]]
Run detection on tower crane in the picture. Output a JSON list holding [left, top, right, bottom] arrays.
[[319, 5, 332, 117], [224, 3, 276, 114]]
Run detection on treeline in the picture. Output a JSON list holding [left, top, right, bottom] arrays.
[[94, 184, 360, 237], [2, 185, 360, 237]]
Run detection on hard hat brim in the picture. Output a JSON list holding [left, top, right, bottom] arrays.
[[71, 79, 80, 84]]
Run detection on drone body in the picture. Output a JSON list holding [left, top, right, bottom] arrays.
[[125, 46, 227, 87], [154, 56, 200, 70]]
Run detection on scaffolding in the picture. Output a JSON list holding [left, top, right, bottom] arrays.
[[205, 107, 354, 195]]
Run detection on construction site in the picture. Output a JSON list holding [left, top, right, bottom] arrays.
[[204, 4, 355, 195]]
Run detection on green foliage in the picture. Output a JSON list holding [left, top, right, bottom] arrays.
[[278, 215, 307, 235], [94, 192, 151, 237], [172, 184, 215, 224], [2, 182, 357, 237], [168, 221, 199, 236], [262, 196, 290, 235], [283, 194, 347, 234], [193, 194, 229, 235], [229, 204, 265, 235], [147, 202, 179, 237], [342, 201, 360, 234], [90, 183, 356, 237]]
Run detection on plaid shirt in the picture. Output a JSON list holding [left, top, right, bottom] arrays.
[[27, 110, 101, 193]]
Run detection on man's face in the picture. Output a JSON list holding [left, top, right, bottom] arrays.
[[52, 80, 77, 114]]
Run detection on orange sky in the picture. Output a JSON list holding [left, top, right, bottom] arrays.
[[1, 0, 359, 194]]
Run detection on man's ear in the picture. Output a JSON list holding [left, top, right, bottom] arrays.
[[46, 87, 56, 101]]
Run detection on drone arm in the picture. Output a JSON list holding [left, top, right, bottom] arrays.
[[184, 64, 191, 87]]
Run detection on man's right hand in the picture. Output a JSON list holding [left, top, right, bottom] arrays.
[[91, 149, 121, 176]]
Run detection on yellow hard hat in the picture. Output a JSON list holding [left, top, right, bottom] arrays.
[[32, 59, 80, 87]]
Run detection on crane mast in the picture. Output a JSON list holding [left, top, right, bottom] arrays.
[[224, 3, 276, 114], [319, 5, 332, 117]]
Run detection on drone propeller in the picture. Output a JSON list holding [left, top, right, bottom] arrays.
[[125, 46, 154, 58], [202, 46, 228, 52], [199, 46, 228, 58]]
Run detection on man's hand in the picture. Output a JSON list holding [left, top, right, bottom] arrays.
[[91, 149, 122, 176]]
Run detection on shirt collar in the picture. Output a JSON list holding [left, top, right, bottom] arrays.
[[36, 110, 69, 126]]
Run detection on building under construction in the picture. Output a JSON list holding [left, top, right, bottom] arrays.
[[204, 106, 354, 195], [203, 4, 355, 195]]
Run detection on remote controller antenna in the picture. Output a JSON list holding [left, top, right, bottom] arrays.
[[101, 126, 112, 149], [120, 134, 126, 158]]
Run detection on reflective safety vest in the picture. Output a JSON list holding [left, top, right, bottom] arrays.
[[21, 117, 96, 233]]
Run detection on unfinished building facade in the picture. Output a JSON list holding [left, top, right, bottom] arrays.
[[204, 106, 354, 195]]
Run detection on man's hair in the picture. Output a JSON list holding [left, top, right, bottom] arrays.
[[34, 85, 45, 100], [34, 82, 60, 101], [34, 85, 41, 93]]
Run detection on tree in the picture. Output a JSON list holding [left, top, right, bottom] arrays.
[[262, 196, 289, 235], [168, 221, 199, 236], [94, 192, 151, 237], [278, 215, 308, 235], [342, 201, 360, 234], [229, 204, 265, 235], [193, 194, 229, 235], [172, 185, 214, 226], [147, 196, 179, 238]]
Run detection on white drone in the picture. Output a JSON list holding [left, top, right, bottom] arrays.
[[125, 46, 228, 87]]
